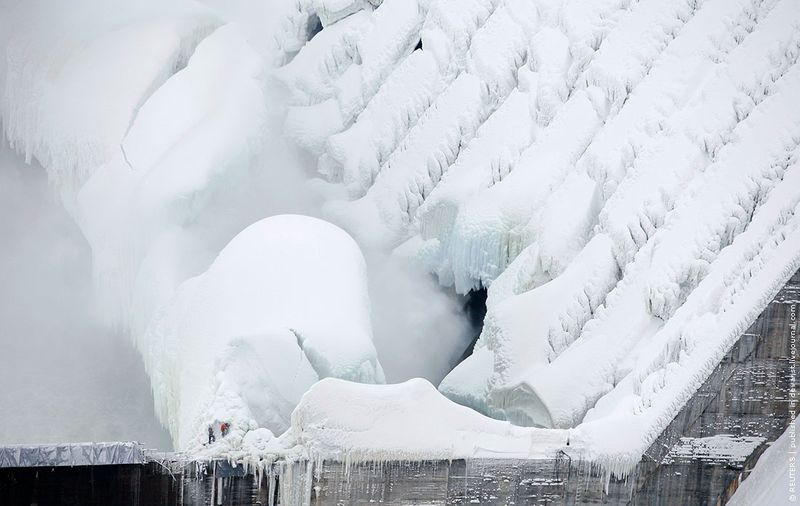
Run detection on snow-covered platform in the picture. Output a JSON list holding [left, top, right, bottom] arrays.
[[0, 270, 796, 505]]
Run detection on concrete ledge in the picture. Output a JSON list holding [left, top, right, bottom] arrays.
[[0, 442, 144, 468]]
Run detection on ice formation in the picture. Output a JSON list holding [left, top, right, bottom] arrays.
[[142, 214, 383, 449], [279, 0, 800, 474], [2, 0, 799, 480], [0, 0, 220, 197], [1, 0, 383, 451]]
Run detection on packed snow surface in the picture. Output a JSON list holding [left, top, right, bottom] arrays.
[[728, 417, 798, 506], [289, 378, 569, 461], [2, 0, 799, 479]]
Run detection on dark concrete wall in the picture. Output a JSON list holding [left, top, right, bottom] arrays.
[[0, 464, 174, 506]]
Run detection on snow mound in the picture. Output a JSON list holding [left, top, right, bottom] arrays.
[[728, 417, 798, 506], [143, 215, 384, 449], [289, 377, 568, 461]]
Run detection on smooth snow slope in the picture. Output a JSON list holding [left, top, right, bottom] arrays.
[[1, 0, 799, 478], [728, 417, 798, 506], [288, 377, 568, 461]]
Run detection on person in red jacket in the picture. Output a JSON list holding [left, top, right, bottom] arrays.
[[220, 422, 230, 437]]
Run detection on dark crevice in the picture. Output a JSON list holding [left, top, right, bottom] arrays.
[[454, 288, 487, 366], [307, 15, 322, 41]]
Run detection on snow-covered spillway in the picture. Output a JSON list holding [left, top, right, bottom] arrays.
[[142, 215, 384, 450]]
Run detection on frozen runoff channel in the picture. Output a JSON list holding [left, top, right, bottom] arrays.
[[1, 0, 799, 496]]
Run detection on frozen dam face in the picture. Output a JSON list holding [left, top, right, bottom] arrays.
[[3, 0, 800, 480], [142, 214, 384, 450], [280, 0, 800, 472]]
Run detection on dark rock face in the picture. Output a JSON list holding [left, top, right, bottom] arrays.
[[1, 271, 797, 505]]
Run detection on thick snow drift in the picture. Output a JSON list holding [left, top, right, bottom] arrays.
[[289, 377, 568, 461], [143, 215, 384, 449]]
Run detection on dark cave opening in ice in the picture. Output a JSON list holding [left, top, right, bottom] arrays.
[[455, 288, 487, 366]]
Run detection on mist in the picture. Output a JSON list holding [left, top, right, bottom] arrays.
[[0, 140, 172, 449], [367, 253, 475, 385]]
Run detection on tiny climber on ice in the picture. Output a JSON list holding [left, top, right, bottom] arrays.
[[208, 426, 215, 445], [221, 422, 231, 437]]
